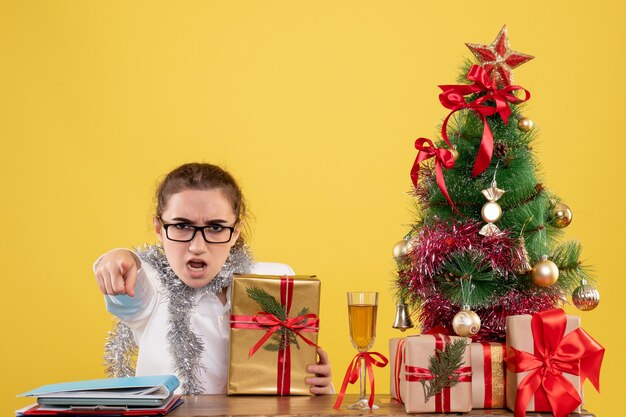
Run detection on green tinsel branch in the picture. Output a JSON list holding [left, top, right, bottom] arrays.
[[551, 241, 593, 293], [246, 287, 286, 320], [437, 251, 497, 307]]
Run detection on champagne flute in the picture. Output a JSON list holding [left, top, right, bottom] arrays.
[[346, 292, 378, 410]]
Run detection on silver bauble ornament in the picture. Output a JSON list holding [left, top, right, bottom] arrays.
[[452, 308, 481, 337], [572, 278, 600, 311]]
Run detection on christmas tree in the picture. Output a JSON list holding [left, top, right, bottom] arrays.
[[393, 26, 600, 342]]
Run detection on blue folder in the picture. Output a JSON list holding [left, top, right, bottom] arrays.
[[18, 375, 180, 407]]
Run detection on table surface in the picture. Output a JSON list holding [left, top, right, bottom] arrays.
[[170, 394, 594, 417]]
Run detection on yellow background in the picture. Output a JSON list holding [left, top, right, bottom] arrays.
[[1, 1, 624, 415]]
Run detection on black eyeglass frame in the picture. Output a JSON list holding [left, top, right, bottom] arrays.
[[158, 217, 237, 244]]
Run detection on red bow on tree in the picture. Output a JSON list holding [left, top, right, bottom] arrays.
[[410, 138, 458, 213], [439, 64, 530, 177], [506, 309, 605, 417]]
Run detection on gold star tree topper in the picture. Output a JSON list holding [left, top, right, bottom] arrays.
[[465, 25, 534, 86]]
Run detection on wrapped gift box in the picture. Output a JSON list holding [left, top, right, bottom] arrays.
[[402, 334, 472, 413], [505, 309, 604, 417], [228, 274, 320, 395], [470, 341, 506, 408], [389, 337, 405, 401]]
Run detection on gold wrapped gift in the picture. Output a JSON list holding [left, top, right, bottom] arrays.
[[228, 274, 320, 395]]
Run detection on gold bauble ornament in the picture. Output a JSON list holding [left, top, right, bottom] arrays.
[[531, 256, 559, 287], [452, 308, 481, 337], [517, 117, 534, 132], [392, 239, 414, 260], [572, 278, 600, 311], [550, 203, 573, 228], [448, 147, 459, 161], [481, 201, 503, 223]]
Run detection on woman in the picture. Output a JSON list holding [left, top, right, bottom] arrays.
[[93, 162, 332, 394]]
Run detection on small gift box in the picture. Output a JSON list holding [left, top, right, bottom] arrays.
[[402, 334, 472, 413], [389, 337, 405, 401], [505, 309, 604, 417], [228, 274, 320, 395], [470, 342, 506, 409]]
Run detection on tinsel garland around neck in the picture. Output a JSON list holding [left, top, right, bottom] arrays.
[[104, 243, 254, 395]]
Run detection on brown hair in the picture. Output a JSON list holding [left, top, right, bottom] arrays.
[[155, 162, 248, 245]]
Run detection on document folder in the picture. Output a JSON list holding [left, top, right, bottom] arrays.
[[17, 395, 183, 416], [18, 375, 180, 407]]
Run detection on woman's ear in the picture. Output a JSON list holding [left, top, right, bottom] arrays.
[[231, 224, 242, 247], [153, 216, 163, 243]]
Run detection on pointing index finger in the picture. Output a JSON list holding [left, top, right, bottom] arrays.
[[119, 259, 138, 297]]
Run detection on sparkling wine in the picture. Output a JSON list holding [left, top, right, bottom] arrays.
[[348, 304, 378, 351]]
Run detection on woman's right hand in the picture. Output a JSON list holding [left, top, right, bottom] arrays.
[[94, 249, 141, 297]]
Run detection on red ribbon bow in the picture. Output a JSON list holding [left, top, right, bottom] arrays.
[[333, 351, 389, 409], [410, 138, 458, 213], [424, 324, 452, 336], [506, 308, 605, 417], [439, 64, 530, 177], [245, 312, 320, 357]]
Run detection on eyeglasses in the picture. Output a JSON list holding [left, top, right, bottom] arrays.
[[159, 218, 236, 243]]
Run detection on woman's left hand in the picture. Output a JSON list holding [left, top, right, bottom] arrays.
[[306, 347, 333, 395]]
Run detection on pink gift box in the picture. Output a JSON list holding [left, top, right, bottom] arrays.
[[389, 337, 405, 401], [401, 334, 472, 413], [470, 341, 506, 408], [505, 313, 581, 414]]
